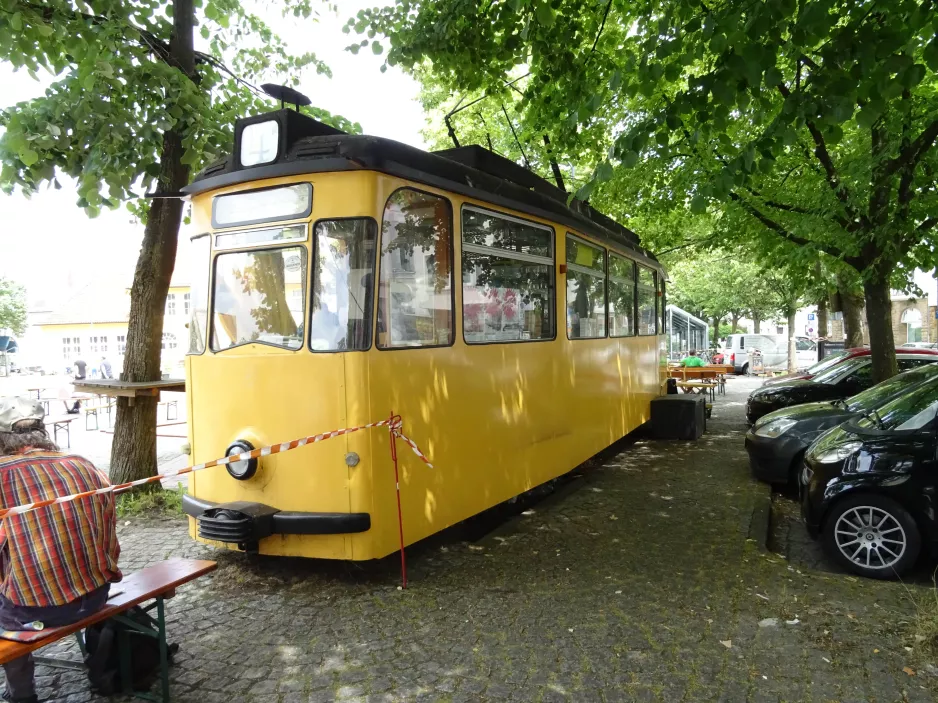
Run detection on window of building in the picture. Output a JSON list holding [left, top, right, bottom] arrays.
[[117, 335, 126, 354], [211, 246, 308, 352], [162, 333, 178, 350], [310, 218, 378, 352], [462, 207, 554, 343], [566, 235, 606, 339], [637, 265, 657, 336], [377, 189, 454, 349], [62, 337, 78, 360], [608, 254, 635, 337], [901, 308, 923, 343], [184, 293, 191, 316], [89, 336, 99, 353], [166, 293, 176, 316]]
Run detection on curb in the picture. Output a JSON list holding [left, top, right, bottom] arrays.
[[747, 485, 773, 552]]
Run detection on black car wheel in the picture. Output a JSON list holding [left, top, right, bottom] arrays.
[[821, 494, 921, 579]]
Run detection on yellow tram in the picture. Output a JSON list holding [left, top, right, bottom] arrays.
[[181, 98, 667, 560]]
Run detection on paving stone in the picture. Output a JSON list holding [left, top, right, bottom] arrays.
[[4, 378, 937, 702]]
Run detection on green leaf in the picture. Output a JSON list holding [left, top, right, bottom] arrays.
[[902, 64, 926, 88], [690, 194, 707, 214], [19, 149, 38, 167], [856, 106, 881, 130], [597, 161, 614, 181], [622, 151, 639, 168], [371, 41, 383, 55], [535, 3, 554, 27], [10, 13, 22, 31], [924, 38, 938, 72], [37, 23, 54, 37]]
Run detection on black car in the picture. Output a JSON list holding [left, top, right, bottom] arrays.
[[745, 353, 938, 424], [746, 363, 938, 485], [801, 374, 938, 578]]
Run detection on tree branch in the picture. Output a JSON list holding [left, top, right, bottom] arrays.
[[918, 217, 937, 233], [881, 119, 938, 180], [590, 0, 613, 54], [728, 191, 856, 264], [777, 81, 863, 227]]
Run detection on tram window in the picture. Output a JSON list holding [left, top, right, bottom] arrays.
[[608, 254, 636, 337], [637, 265, 657, 336], [462, 207, 554, 343], [187, 233, 210, 355], [566, 234, 606, 339], [310, 218, 377, 352], [212, 183, 312, 229], [377, 189, 454, 349], [210, 246, 308, 352], [658, 275, 666, 333]]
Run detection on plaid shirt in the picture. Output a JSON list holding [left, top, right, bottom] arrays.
[[0, 450, 121, 607]]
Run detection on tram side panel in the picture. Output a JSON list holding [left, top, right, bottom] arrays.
[[357, 176, 663, 559]]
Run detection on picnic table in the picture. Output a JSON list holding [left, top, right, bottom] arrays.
[[44, 415, 76, 449], [667, 364, 734, 395], [72, 379, 185, 406]]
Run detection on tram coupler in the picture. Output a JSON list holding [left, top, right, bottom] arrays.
[[196, 501, 279, 551]]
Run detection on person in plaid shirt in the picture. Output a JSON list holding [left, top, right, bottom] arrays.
[[0, 397, 121, 703]]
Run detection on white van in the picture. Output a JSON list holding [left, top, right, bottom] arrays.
[[723, 334, 817, 373]]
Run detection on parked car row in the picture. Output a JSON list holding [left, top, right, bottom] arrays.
[[744, 347, 938, 579]]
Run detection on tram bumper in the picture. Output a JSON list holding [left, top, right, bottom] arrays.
[[183, 495, 371, 550]]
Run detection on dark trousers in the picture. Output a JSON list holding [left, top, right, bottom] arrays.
[[0, 585, 110, 699]]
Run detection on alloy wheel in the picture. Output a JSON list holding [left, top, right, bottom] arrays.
[[833, 506, 907, 571]]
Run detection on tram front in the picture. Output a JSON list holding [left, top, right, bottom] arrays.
[[181, 104, 383, 560]]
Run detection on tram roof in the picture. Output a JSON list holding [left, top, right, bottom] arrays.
[[185, 110, 659, 267]]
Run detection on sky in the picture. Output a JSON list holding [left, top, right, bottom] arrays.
[[0, 1, 427, 306]]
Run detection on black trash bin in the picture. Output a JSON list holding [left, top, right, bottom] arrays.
[[650, 395, 706, 440]]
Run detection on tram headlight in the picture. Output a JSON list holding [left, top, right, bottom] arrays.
[[225, 440, 258, 480], [240, 120, 279, 167]]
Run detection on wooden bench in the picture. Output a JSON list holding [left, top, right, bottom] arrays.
[[158, 400, 179, 422], [676, 380, 719, 401], [84, 397, 116, 431], [43, 416, 76, 449], [0, 558, 216, 703]]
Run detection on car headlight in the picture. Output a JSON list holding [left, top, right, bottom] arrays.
[[225, 440, 258, 480], [811, 440, 863, 464], [753, 418, 797, 438]]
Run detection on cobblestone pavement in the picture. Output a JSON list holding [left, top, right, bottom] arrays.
[[9, 376, 938, 702]]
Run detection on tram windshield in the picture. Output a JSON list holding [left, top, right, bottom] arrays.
[[211, 246, 308, 351]]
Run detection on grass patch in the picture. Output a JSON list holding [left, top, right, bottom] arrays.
[[117, 483, 186, 518]]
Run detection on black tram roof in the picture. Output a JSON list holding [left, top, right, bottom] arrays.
[[184, 110, 659, 266]]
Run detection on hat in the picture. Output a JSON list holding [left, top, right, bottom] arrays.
[[0, 397, 46, 433]]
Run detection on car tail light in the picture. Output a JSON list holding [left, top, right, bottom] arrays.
[[730, 353, 735, 364]]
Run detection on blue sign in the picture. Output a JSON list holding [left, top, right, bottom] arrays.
[[807, 313, 816, 321]]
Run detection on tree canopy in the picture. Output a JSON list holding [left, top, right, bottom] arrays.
[[359, 0, 938, 381], [0, 0, 357, 216], [0, 278, 27, 337]]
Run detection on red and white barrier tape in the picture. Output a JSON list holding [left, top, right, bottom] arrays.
[[0, 415, 432, 519]]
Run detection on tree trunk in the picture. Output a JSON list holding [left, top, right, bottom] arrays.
[[841, 287, 864, 348], [730, 314, 740, 334], [787, 308, 797, 372], [863, 272, 898, 383], [109, 0, 194, 486], [817, 296, 828, 339], [712, 316, 721, 345], [753, 311, 761, 333]]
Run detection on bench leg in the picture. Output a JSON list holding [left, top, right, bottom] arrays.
[[156, 597, 170, 703]]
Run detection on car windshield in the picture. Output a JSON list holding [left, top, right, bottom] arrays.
[[847, 363, 938, 413], [805, 350, 850, 375], [812, 356, 867, 384], [855, 375, 938, 430]]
